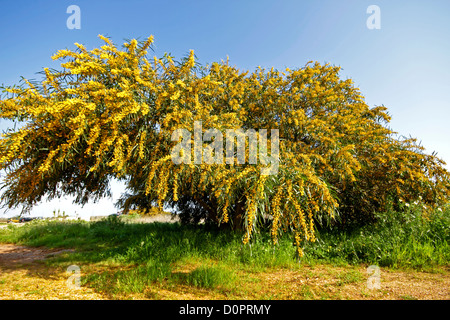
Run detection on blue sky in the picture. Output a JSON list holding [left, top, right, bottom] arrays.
[[1, 0, 449, 217]]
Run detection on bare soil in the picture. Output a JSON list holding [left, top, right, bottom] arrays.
[[0, 243, 103, 300]]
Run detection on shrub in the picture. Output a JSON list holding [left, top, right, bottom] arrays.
[[1, 35, 449, 256]]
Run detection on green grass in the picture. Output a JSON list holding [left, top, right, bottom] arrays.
[[303, 206, 450, 270], [182, 265, 237, 289], [0, 205, 448, 296], [335, 269, 364, 286]]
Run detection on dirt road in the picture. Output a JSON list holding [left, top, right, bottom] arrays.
[[0, 243, 104, 300]]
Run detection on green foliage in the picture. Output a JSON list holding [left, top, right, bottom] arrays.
[[304, 205, 450, 270]]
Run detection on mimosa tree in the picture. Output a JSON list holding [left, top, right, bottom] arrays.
[[1, 35, 449, 256]]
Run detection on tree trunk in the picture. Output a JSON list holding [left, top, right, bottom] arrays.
[[232, 196, 246, 231], [193, 195, 219, 224]]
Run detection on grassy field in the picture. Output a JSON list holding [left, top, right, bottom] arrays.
[[0, 205, 448, 299]]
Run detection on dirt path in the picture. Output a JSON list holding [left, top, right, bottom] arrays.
[[0, 243, 104, 300], [254, 265, 450, 300]]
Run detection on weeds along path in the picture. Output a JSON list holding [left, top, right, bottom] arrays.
[[0, 243, 449, 300]]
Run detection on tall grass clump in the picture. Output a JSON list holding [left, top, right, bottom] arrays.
[[304, 203, 449, 270], [181, 265, 237, 289]]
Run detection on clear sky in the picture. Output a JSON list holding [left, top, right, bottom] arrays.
[[1, 0, 449, 218]]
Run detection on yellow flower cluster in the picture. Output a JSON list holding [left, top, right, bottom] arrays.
[[242, 174, 268, 245]]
